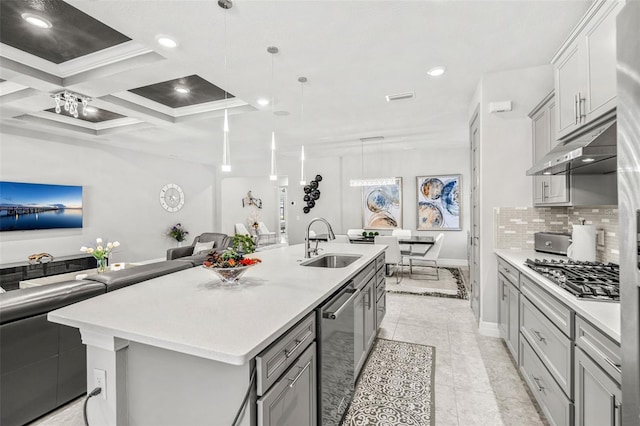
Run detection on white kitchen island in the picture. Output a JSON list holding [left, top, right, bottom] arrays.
[[48, 243, 385, 426]]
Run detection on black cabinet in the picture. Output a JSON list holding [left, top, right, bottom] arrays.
[[0, 255, 97, 291]]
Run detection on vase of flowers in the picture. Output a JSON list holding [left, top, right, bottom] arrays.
[[168, 223, 189, 247], [80, 238, 120, 273]]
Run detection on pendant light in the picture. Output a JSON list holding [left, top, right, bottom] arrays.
[[299, 76, 307, 186], [268, 46, 279, 181], [220, 0, 232, 172], [349, 136, 396, 187]]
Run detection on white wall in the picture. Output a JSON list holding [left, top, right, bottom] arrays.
[[0, 133, 216, 264], [276, 145, 470, 263], [472, 64, 554, 331]]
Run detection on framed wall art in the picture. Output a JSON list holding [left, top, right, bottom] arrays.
[[362, 178, 402, 229], [416, 175, 460, 230]]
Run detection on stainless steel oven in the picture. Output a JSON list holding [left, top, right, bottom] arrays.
[[316, 279, 359, 425]]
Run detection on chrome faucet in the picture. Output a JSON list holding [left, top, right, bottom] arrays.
[[305, 217, 336, 258]]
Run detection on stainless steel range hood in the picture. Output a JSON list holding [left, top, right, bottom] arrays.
[[527, 115, 617, 176]]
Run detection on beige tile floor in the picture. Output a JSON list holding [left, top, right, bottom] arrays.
[[380, 292, 548, 426], [33, 292, 546, 426]]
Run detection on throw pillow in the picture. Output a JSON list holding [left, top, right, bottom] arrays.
[[193, 241, 215, 255]]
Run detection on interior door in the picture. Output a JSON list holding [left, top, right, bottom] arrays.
[[469, 111, 481, 321]]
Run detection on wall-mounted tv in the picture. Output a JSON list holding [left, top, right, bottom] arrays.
[[0, 181, 83, 231]]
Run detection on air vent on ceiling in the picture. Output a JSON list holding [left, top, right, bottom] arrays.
[[385, 92, 414, 102]]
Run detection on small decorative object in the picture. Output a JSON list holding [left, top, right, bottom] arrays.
[[302, 174, 322, 214], [203, 245, 261, 286], [362, 231, 367, 237], [80, 238, 120, 273], [168, 223, 189, 246], [242, 190, 262, 209], [247, 210, 261, 233], [416, 175, 460, 230], [160, 183, 185, 212], [27, 253, 55, 264]]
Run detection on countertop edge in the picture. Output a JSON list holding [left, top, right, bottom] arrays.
[[494, 249, 620, 343]]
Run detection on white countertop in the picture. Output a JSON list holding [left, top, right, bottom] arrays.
[[48, 243, 385, 365], [495, 249, 620, 343]]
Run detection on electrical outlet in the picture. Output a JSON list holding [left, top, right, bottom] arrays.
[[596, 229, 605, 246], [94, 369, 107, 400]]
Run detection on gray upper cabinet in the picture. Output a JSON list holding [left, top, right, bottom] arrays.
[[530, 92, 569, 206], [552, 0, 624, 140]]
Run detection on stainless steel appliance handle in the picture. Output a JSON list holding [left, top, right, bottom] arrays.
[[288, 360, 311, 388], [323, 289, 359, 320], [604, 356, 622, 374]]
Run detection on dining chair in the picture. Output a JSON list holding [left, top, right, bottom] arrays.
[[374, 236, 403, 283], [392, 229, 412, 255], [329, 234, 351, 244], [407, 233, 445, 280]]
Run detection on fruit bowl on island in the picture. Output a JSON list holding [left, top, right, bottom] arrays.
[[202, 249, 261, 286]]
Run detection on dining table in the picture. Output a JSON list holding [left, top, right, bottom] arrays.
[[310, 234, 434, 255]]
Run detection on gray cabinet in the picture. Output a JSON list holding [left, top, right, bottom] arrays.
[[553, 0, 624, 140], [364, 278, 376, 351], [257, 342, 317, 426], [574, 347, 621, 426], [355, 273, 377, 377], [497, 258, 519, 362], [530, 93, 569, 205]]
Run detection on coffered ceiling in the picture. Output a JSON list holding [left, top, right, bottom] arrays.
[[0, 0, 591, 167]]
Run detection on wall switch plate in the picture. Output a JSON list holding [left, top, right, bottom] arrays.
[[93, 369, 107, 400]]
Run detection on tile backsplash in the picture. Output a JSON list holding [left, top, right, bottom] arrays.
[[494, 206, 619, 264]]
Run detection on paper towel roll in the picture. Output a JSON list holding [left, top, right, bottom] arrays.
[[568, 224, 596, 261]]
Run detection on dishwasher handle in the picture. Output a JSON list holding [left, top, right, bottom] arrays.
[[322, 285, 359, 320]]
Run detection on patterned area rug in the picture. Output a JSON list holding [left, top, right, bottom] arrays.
[[386, 266, 468, 299], [342, 339, 435, 426]]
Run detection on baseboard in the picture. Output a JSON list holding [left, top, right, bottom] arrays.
[[439, 258, 469, 267], [478, 321, 501, 338]]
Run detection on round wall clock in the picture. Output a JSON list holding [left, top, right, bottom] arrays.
[[159, 183, 185, 212]]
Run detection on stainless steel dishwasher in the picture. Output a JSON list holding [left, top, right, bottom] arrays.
[[316, 279, 359, 425]]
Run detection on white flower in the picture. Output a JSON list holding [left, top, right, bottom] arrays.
[[80, 246, 88, 252], [87, 248, 94, 254], [96, 245, 103, 252], [107, 242, 113, 249], [96, 238, 103, 244], [113, 241, 120, 247]]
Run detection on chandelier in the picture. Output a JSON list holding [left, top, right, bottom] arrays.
[[52, 91, 92, 118]]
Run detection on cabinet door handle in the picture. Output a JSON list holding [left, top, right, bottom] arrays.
[[288, 360, 311, 388], [531, 375, 545, 392], [578, 92, 586, 121], [574, 94, 579, 124], [502, 282, 507, 301], [532, 329, 546, 343], [284, 332, 311, 358], [604, 356, 622, 374], [613, 401, 621, 426]]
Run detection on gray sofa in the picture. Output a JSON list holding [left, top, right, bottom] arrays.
[[166, 232, 231, 263], [0, 259, 193, 425]]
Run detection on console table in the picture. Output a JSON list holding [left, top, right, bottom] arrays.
[[0, 254, 97, 291]]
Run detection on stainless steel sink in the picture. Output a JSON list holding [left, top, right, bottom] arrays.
[[301, 254, 362, 268]]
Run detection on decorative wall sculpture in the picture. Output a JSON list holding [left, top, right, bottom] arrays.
[[302, 174, 322, 214], [361, 178, 402, 229], [416, 174, 460, 230], [242, 190, 262, 209]]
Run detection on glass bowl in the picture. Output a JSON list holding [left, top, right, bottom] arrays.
[[203, 264, 252, 285]]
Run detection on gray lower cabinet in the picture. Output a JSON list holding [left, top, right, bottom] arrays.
[[574, 347, 621, 426], [364, 278, 376, 350], [497, 265, 519, 362], [257, 342, 317, 426]]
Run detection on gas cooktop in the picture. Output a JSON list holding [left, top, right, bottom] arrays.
[[525, 258, 620, 302]]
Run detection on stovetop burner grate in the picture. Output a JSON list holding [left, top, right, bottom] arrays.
[[525, 258, 620, 302]]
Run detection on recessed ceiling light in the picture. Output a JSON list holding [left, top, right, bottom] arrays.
[[21, 13, 52, 29], [427, 66, 446, 77], [156, 35, 178, 49], [582, 158, 596, 163], [85, 107, 97, 114], [257, 98, 270, 107], [174, 86, 190, 94]]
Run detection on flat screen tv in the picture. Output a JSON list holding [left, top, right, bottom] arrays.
[[0, 181, 83, 231]]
